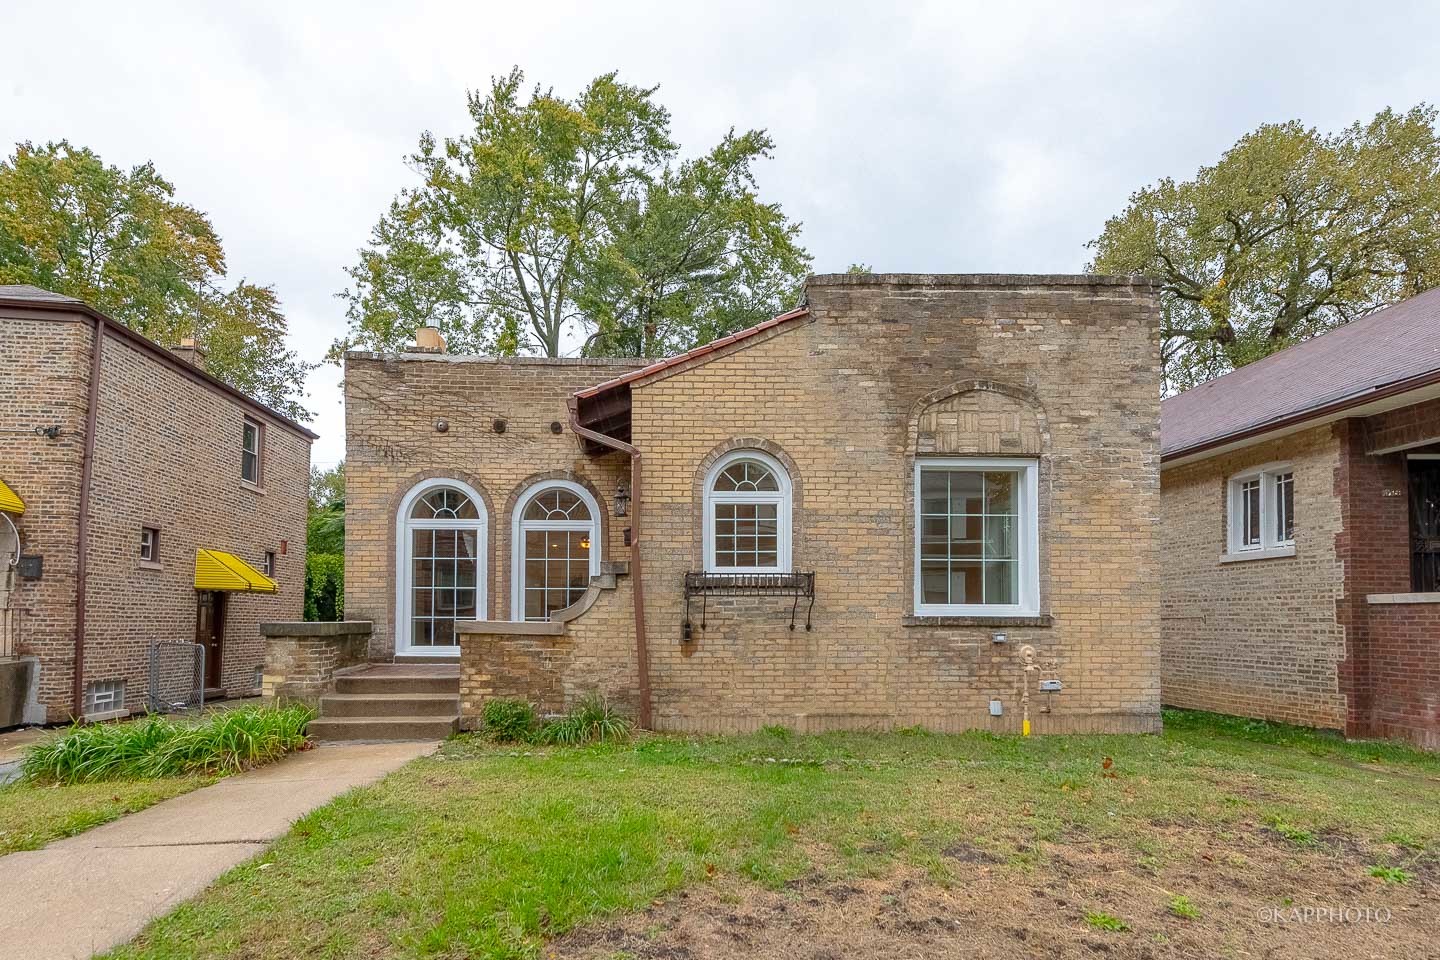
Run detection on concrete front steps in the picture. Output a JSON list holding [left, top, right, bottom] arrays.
[[307, 663, 461, 742]]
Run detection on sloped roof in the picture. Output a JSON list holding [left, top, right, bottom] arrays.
[[1161, 288, 1440, 460], [0, 284, 318, 440], [574, 306, 811, 401]]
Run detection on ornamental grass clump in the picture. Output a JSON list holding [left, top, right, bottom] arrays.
[[534, 693, 632, 746], [21, 704, 313, 784]]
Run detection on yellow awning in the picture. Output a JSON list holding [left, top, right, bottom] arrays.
[[195, 549, 277, 593], [0, 479, 23, 515]]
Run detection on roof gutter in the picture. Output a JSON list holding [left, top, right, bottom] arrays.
[[72, 313, 105, 719], [1162, 365, 1440, 466], [566, 395, 653, 730]]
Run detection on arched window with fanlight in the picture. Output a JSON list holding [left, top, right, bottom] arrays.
[[395, 480, 487, 655], [511, 480, 602, 621], [703, 450, 792, 573]]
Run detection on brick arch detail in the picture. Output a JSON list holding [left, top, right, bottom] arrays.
[[690, 437, 804, 570], [906, 379, 1051, 457]]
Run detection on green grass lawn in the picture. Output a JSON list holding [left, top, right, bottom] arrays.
[[0, 774, 213, 855], [104, 710, 1440, 960]]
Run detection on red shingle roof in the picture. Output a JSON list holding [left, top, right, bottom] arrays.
[[1161, 288, 1440, 460]]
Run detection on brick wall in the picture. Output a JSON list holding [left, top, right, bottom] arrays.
[[630, 275, 1161, 733], [343, 355, 648, 658], [1159, 425, 1348, 728], [1161, 399, 1440, 750], [81, 328, 310, 718], [1337, 406, 1440, 747], [352, 274, 1163, 735], [0, 312, 88, 716], [0, 307, 310, 721]]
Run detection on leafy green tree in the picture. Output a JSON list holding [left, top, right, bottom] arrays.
[[337, 68, 809, 359], [1088, 105, 1440, 392], [307, 462, 345, 556], [577, 130, 809, 356], [0, 141, 314, 420]]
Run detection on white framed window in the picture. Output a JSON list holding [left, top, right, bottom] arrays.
[[139, 526, 160, 563], [914, 458, 1040, 617], [511, 480, 601, 621], [395, 480, 487, 654], [241, 418, 263, 485], [262, 551, 276, 577], [1227, 464, 1295, 557], [703, 450, 792, 574]]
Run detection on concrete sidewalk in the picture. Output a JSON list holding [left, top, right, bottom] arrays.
[[0, 740, 435, 959]]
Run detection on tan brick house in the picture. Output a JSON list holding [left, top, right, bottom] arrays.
[[0, 286, 313, 725], [337, 273, 1162, 735], [1161, 288, 1440, 749]]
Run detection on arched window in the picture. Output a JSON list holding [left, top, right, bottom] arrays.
[[395, 480, 487, 655], [703, 450, 791, 573], [511, 480, 601, 621]]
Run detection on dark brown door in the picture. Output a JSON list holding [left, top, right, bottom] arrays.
[[196, 591, 226, 690]]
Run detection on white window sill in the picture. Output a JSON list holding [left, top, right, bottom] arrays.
[[138, 560, 163, 572], [83, 708, 130, 723], [240, 480, 265, 495], [1219, 545, 1296, 564], [1367, 592, 1440, 605]]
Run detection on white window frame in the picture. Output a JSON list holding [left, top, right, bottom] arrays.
[[139, 526, 159, 563], [394, 478, 488, 656], [913, 457, 1040, 618], [702, 449, 792, 574], [241, 418, 262, 485], [1225, 462, 1295, 559], [510, 479, 602, 621]]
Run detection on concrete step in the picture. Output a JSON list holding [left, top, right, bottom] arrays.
[[320, 692, 460, 718], [335, 673, 459, 695], [307, 716, 459, 742]]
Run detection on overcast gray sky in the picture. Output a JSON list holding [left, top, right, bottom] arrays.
[[6, 1, 1439, 468]]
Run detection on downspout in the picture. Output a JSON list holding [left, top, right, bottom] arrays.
[[72, 315, 106, 719], [567, 396, 652, 729]]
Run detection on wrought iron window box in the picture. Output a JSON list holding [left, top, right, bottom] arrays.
[[683, 572, 816, 637]]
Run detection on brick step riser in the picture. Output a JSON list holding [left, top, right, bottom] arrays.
[[307, 717, 459, 742], [320, 696, 460, 718], [334, 676, 459, 695]]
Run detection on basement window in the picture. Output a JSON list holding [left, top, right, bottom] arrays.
[[1226, 464, 1295, 558], [85, 679, 126, 717]]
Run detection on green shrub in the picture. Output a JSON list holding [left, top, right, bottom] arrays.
[[1368, 865, 1413, 884], [481, 699, 539, 743], [535, 694, 632, 746], [1084, 912, 1130, 932], [304, 552, 344, 622], [1168, 895, 1200, 919], [21, 705, 313, 784]]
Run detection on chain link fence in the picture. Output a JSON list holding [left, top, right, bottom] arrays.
[[147, 640, 205, 713]]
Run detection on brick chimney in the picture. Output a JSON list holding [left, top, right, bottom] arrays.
[[412, 326, 446, 354], [170, 337, 207, 370]]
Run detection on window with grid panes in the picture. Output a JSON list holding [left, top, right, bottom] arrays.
[[703, 451, 791, 573]]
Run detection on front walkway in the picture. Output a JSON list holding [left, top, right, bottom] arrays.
[[0, 740, 435, 959]]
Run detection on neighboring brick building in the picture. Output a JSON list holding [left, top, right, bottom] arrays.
[[1161, 288, 1440, 749], [0, 286, 313, 724], [343, 273, 1162, 735]]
